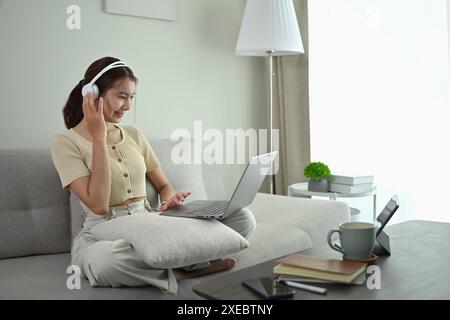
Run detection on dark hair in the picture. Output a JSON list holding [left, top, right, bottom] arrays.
[[63, 56, 138, 129]]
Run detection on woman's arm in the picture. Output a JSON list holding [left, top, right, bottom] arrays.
[[88, 138, 112, 210], [70, 93, 111, 215], [147, 167, 175, 203], [147, 167, 190, 211], [69, 139, 111, 214]]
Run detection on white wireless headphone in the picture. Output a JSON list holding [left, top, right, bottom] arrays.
[[81, 61, 129, 98]]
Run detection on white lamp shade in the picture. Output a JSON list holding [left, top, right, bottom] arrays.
[[235, 0, 304, 56]]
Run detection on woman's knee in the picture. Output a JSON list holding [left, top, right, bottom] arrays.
[[82, 240, 128, 287], [224, 207, 256, 239], [240, 208, 256, 239]]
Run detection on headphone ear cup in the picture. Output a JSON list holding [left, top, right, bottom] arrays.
[[92, 84, 99, 99], [81, 83, 92, 97], [81, 83, 99, 98]]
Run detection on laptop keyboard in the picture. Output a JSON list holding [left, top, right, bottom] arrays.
[[195, 201, 229, 216]]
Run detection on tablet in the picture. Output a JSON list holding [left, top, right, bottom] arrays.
[[376, 195, 399, 236]]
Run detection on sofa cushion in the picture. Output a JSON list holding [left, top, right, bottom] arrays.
[[0, 149, 71, 258], [148, 139, 227, 206], [89, 213, 249, 269], [233, 223, 313, 269]]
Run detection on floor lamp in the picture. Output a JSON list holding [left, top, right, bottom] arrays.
[[235, 0, 304, 194]]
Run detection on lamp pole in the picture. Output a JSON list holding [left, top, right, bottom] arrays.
[[267, 50, 276, 194]]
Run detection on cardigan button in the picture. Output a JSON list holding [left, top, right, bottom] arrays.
[[127, 189, 131, 193]]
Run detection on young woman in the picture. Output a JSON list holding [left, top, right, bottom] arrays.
[[50, 56, 256, 294]]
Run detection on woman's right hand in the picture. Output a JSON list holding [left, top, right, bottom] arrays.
[[159, 192, 191, 212], [82, 92, 107, 141]]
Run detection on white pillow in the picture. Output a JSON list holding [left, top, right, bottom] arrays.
[[89, 213, 249, 269]]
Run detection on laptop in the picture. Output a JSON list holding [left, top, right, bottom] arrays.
[[159, 151, 278, 220]]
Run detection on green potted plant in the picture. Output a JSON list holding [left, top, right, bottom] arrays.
[[304, 161, 332, 192]]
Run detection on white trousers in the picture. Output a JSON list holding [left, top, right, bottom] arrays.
[[71, 199, 256, 294]]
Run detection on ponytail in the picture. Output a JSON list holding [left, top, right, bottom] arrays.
[[63, 80, 84, 129]]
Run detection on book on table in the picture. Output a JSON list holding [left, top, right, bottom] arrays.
[[329, 174, 374, 186], [275, 271, 367, 286], [328, 183, 374, 194], [273, 254, 367, 284]]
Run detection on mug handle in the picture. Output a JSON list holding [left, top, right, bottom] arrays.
[[327, 229, 345, 254]]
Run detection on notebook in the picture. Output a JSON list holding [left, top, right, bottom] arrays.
[[273, 254, 367, 284], [275, 271, 367, 286], [275, 254, 367, 275]]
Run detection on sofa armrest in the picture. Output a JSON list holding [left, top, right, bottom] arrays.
[[247, 193, 351, 247]]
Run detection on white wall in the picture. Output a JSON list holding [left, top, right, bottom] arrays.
[[309, 0, 450, 223], [448, 0, 450, 77], [0, 0, 268, 195]]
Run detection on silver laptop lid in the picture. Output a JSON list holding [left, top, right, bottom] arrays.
[[223, 151, 278, 217]]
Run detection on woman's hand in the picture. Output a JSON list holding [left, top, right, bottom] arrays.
[[159, 192, 191, 212], [82, 92, 107, 142]]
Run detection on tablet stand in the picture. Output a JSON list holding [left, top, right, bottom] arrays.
[[373, 230, 391, 255]]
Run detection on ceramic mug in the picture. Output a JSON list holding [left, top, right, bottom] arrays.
[[327, 222, 376, 261]]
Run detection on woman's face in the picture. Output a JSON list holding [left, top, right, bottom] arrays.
[[101, 77, 136, 123]]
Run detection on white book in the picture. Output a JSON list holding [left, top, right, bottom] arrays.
[[330, 174, 374, 186], [329, 183, 374, 194]]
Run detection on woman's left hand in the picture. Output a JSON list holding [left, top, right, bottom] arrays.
[[159, 192, 191, 212]]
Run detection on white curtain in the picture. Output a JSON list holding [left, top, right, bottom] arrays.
[[309, 0, 450, 223]]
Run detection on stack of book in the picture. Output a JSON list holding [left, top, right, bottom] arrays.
[[273, 254, 367, 285], [328, 174, 374, 194]]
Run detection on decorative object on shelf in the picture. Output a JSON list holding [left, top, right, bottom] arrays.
[[329, 174, 374, 186], [303, 162, 332, 192], [329, 173, 374, 194], [235, 0, 304, 194], [104, 0, 176, 21]]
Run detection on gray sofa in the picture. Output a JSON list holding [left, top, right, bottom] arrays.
[[0, 139, 350, 299]]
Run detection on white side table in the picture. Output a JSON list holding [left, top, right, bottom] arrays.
[[287, 182, 377, 222]]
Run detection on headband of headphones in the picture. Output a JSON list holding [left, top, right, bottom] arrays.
[[81, 61, 129, 98]]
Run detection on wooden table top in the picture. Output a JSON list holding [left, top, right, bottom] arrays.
[[192, 220, 450, 300]]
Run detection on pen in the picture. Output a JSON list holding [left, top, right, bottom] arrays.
[[283, 280, 328, 295]]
